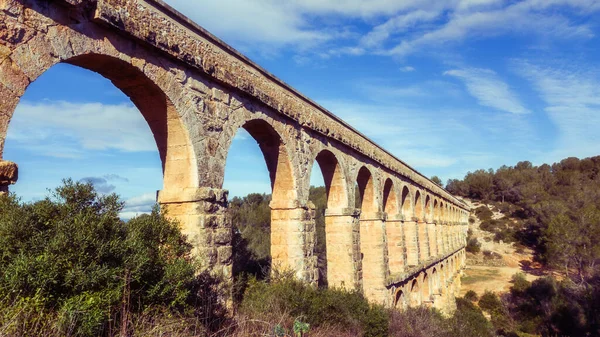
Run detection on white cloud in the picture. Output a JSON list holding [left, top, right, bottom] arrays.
[[121, 192, 157, 219], [400, 66, 416, 72], [515, 60, 600, 160], [359, 10, 440, 49], [163, 0, 598, 58], [163, 0, 332, 51], [444, 68, 530, 114], [381, 0, 596, 57], [7, 101, 157, 157]]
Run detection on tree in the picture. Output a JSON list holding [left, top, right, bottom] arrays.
[[431, 176, 443, 186], [545, 206, 600, 282], [0, 180, 200, 336]]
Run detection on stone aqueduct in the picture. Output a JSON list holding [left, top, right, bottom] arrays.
[[0, 0, 469, 312]]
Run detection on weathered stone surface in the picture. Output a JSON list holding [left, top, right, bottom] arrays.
[[0, 160, 17, 185], [0, 0, 470, 309]]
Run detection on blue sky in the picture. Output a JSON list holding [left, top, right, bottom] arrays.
[[4, 0, 600, 218]]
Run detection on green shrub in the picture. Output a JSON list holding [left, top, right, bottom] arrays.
[[464, 290, 479, 302], [388, 307, 449, 337], [466, 238, 481, 253], [474, 206, 493, 222], [478, 291, 502, 313], [0, 180, 204, 337], [482, 250, 502, 260], [510, 273, 531, 295], [451, 298, 495, 337], [239, 276, 388, 336]]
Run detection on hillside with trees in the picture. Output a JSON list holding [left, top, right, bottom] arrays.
[[448, 156, 600, 336], [447, 156, 600, 281]]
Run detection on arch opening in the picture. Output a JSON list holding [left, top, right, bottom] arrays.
[[414, 190, 423, 220], [310, 149, 348, 287], [241, 119, 297, 205], [424, 195, 432, 221], [225, 118, 297, 279], [356, 166, 377, 215], [422, 272, 431, 302], [3, 54, 196, 216], [382, 178, 399, 216], [410, 279, 421, 306], [314, 150, 348, 210], [395, 289, 406, 309], [401, 186, 411, 219]]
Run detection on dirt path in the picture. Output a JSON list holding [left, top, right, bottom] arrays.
[[459, 199, 543, 296], [460, 265, 539, 296]]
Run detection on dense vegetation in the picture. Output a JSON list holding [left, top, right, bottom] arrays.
[[447, 156, 600, 281], [464, 274, 600, 336], [0, 180, 224, 336], [448, 155, 600, 336], [0, 180, 501, 336]]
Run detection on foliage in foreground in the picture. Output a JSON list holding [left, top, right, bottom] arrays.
[[472, 273, 600, 336], [0, 180, 223, 336]]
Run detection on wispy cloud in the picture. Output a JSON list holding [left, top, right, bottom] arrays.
[[121, 193, 157, 219], [163, 0, 599, 61], [79, 174, 130, 194], [385, 0, 596, 57], [444, 68, 530, 114], [79, 176, 117, 194], [515, 59, 600, 160], [7, 101, 157, 157]]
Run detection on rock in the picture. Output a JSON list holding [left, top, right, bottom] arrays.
[[0, 160, 18, 185]]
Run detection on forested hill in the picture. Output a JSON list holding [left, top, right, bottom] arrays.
[[446, 156, 600, 280]]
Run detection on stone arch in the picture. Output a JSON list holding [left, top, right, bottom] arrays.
[[409, 279, 421, 306], [439, 264, 446, 288], [356, 166, 378, 214], [0, 53, 198, 191], [239, 119, 297, 205], [382, 178, 399, 216], [432, 268, 440, 294], [310, 148, 354, 288], [424, 195, 432, 221], [440, 202, 445, 221], [394, 288, 406, 309], [400, 185, 412, 219], [414, 190, 423, 220], [422, 272, 431, 302], [313, 149, 349, 209], [433, 199, 439, 222]]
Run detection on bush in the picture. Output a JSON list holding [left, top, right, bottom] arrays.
[[451, 298, 495, 337], [494, 229, 516, 243], [239, 275, 388, 336], [388, 307, 449, 337], [510, 273, 531, 295], [466, 238, 481, 253], [0, 180, 206, 337], [482, 250, 502, 260], [464, 290, 479, 302], [480, 219, 504, 232], [474, 206, 493, 222], [478, 291, 502, 313]]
